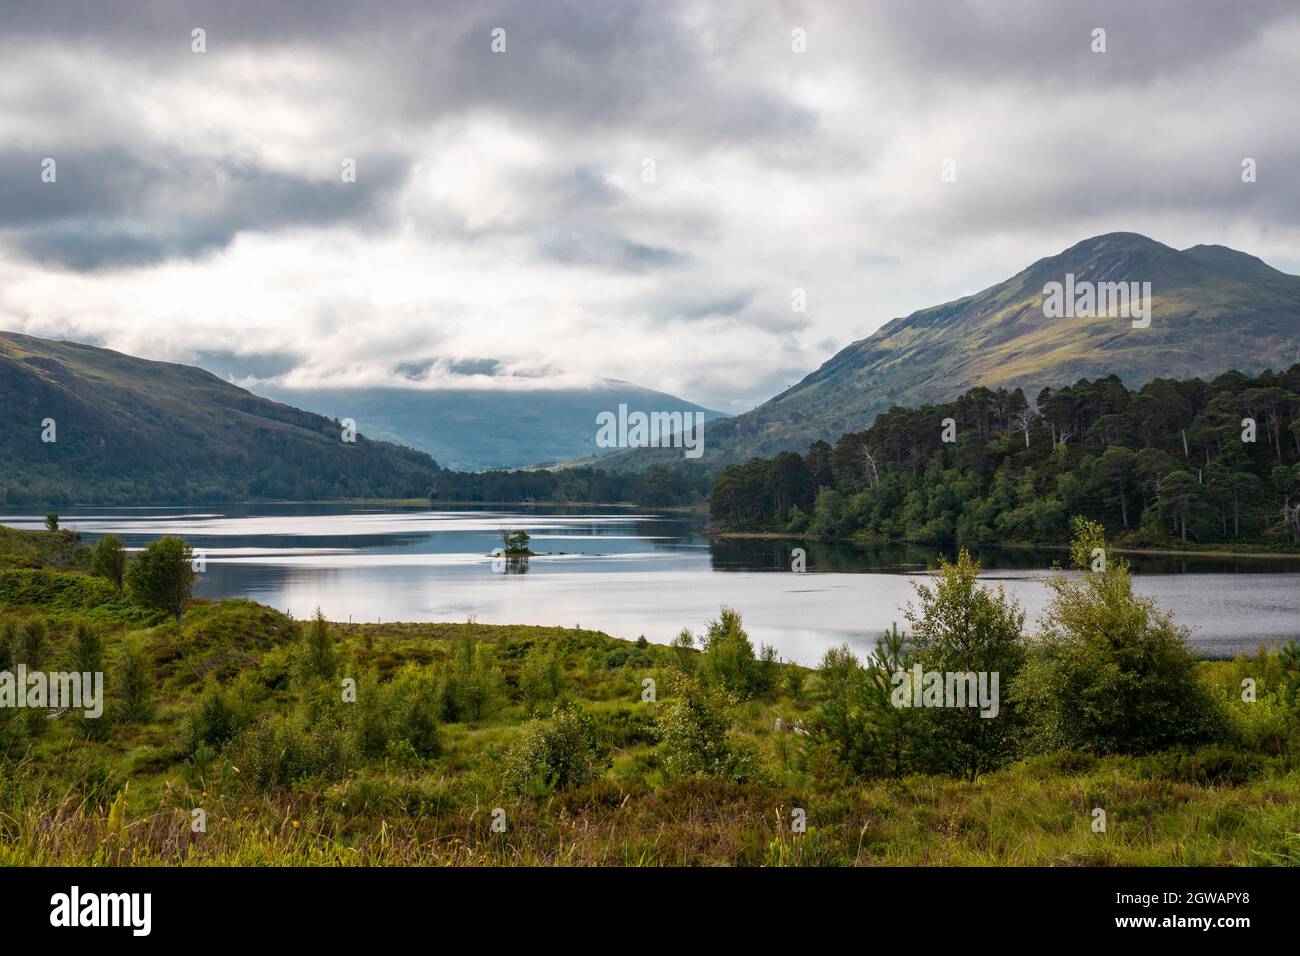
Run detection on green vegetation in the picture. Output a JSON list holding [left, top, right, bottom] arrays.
[[89, 534, 126, 593], [1, 331, 720, 509], [0, 520, 1296, 866], [1014, 519, 1225, 754], [902, 550, 1026, 780], [434, 463, 713, 508], [0, 525, 89, 571], [504, 704, 604, 796], [711, 364, 1300, 551], [0, 331, 441, 505], [618, 233, 1300, 467], [125, 537, 195, 621], [498, 528, 533, 559]]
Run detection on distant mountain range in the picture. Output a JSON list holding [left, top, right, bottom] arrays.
[[0, 332, 440, 505], [5, 232, 1296, 502], [597, 232, 1300, 469], [251, 382, 725, 471]]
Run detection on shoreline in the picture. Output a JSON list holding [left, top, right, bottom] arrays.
[[709, 530, 1300, 560], [29, 497, 711, 515]]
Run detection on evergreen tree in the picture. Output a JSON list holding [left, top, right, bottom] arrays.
[[298, 608, 337, 682], [70, 622, 104, 674], [115, 640, 155, 724]]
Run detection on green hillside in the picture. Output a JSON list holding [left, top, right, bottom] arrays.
[[0, 332, 441, 505], [604, 233, 1300, 469], [0, 525, 90, 571]]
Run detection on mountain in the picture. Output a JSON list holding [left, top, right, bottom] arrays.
[[602, 233, 1300, 469], [250, 381, 726, 471], [0, 332, 441, 505]]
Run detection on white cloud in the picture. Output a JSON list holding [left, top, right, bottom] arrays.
[[1, 0, 1298, 412]]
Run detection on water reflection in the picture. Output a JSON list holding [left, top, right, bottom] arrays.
[[3, 503, 1296, 663], [708, 534, 1300, 576]]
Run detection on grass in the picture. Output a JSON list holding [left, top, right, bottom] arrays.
[[0, 526, 89, 571], [0, 525, 1296, 867], [3, 737, 1297, 866]]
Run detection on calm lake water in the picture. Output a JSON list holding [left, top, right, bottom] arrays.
[[8, 503, 1299, 664]]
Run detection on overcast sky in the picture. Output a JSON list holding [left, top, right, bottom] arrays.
[[2, 0, 1298, 412]]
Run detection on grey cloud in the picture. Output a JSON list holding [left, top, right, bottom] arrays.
[[0, 149, 409, 269], [383, 1, 820, 146], [190, 349, 301, 380], [739, 306, 813, 337], [3, 0, 820, 148], [678, 293, 754, 321], [409, 162, 718, 260], [915, 131, 1300, 244], [0, 2, 903, 279], [544, 167, 623, 209], [649, 289, 808, 336], [445, 358, 504, 376], [537, 228, 689, 272], [0, 0, 422, 45], [395, 357, 505, 379], [835, 0, 1300, 87]]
